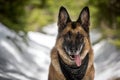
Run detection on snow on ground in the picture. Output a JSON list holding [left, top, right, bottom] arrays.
[[0, 23, 120, 80], [0, 23, 51, 80], [94, 40, 120, 80], [28, 32, 56, 49]]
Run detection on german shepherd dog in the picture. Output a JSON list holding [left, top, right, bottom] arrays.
[[48, 6, 95, 80]]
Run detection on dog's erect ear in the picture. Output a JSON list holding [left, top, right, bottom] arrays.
[[58, 6, 71, 32], [77, 7, 90, 33]]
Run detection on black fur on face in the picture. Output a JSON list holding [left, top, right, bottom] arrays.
[[62, 30, 84, 57]]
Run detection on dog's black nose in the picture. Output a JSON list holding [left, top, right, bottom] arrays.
[[70, 47, 76, 53]]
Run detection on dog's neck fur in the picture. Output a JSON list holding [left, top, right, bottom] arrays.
[[58, 52, 89, 80]]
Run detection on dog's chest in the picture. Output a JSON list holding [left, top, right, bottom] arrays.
[[58, 54, 89, 80]]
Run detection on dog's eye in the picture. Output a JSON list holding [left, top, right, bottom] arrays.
[[66, 31, 72, 40], [77, 33, 82, 38], [68, 31, 72, 37], [76, 33, 84, 42], [65, 36, 71, 41]]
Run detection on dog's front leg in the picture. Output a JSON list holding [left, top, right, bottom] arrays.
[[83, 65, 95, 80], [49, 48, 65, 80]]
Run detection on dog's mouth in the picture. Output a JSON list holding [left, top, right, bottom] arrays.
[[64, 44, 84, 67], [70, 55, 75, 60], [69, 54, 81, 67]]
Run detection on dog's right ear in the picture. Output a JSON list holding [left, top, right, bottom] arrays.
[[58, 6, 71, 32]]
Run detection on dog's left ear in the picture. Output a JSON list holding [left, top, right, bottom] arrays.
[[77, 7, 90, 33]]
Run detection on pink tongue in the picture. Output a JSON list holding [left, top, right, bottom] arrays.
[[74, 55, 81, 67]]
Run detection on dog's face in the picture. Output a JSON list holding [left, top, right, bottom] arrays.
[[57, 6, 90, 66], [63, 28, 84, 57]]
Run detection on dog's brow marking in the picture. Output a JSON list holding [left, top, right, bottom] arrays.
[[71, 22, 77, 29]]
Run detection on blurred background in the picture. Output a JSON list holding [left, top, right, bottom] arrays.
[[0, 0, 120, 80]]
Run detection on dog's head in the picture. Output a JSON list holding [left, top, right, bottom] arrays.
[[56, 6, 90, 67]]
